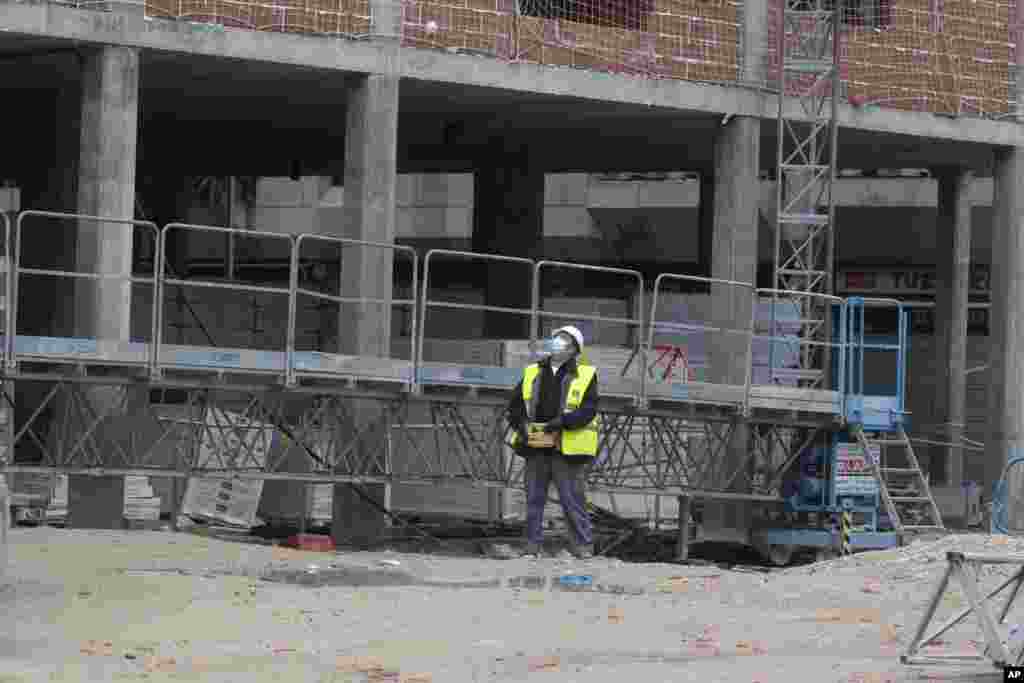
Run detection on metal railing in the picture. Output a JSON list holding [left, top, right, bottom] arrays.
[[417, 250, 535, 388], [157, 223, 294, 378], [0, 210, 920, 417], [647, 273, 757, 411], [289, 232, 418, 386], [0, 211, 9, 371], [755, 288, 847, 394], [11, 211, 160, 370], [845, 296, 907, 428], [533, 260, 646, 400]]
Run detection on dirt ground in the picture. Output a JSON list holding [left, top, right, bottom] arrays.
[[0, 527, 1020, 682]]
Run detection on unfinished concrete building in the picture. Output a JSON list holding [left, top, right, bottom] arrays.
[[0, 0, 1020, 559]]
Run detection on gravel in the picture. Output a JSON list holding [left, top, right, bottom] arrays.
[[0, 527, 1019, 682]]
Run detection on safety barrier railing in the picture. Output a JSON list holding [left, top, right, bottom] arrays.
[[417, 250, 534, 390], [289, 233, 418, 387], [645, 273, 756, 412], [11, 211, 160, 371], [532, 260, 645, 403], [1, 213, 919, 427], [156, 223, 294, 379], [845, 296, 907, 429], [753, 289, 847, 408], [0, 212, 9, 371]]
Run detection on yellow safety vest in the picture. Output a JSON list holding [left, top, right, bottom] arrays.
[[510, 362, 600, 457]]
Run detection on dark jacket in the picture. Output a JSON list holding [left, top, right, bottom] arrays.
[[507, 356, 600, 458]]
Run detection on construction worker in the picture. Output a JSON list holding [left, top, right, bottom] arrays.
[[507, 325, 600, 559]]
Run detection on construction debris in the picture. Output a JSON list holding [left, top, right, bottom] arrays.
[[124, 476, 162, 523]]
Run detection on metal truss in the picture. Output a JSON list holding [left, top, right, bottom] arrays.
[[773, 0, 841, 388], [0, 210, 885, 516], [2, 380, 817, 504], [903, 551, 1024, 669]]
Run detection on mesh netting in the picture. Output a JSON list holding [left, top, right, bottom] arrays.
[[143, 0, 372, 33], [767, 0, 1015, 115], [58, 0, 1017, 118]]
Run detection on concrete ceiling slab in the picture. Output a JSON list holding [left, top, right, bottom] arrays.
[[0, 28, 998, 177], [2, 0, 1021, 149]]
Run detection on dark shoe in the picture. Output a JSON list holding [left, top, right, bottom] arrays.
[[573, 544, 594, 560], [522, 542, 542, 558]]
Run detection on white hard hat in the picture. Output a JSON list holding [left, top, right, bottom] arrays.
[[552, 325, 584, 350]]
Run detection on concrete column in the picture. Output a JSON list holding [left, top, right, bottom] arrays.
[[698, 171, 715, 275], [331, 74, 399, 548], [338, 76, 398, 357], [709, 116, 759, 497], [66, 46, 140, 530], [471, 141, 544, 339], [710, 116, 759, 385], [371, 0, 401, 39], [986, 147, 1024, 528], [74, 46, 138, 342], [932, 167, 972, 491], [740, 0, 769, 84]]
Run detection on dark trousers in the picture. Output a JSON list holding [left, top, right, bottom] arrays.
[[524, 453, 593, 547]]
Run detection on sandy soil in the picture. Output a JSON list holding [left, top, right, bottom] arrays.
[[1, 527, 1020, 682]]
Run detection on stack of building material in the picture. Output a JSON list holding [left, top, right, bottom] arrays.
[[181, 477, 264, 528], [45, 475, 68, 523], [123, 475, 162, 522], [180, 408, 274, 528], [309, 484, 334, 523], [9, 473, 54, 512]]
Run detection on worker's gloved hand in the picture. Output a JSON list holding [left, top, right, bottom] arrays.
[[542, 417, 564, 433]]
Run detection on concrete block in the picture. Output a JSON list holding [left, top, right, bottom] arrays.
[[332, 483, 389, 548], [585, 181, 638, 208], [254, 177, 308, 206], [930, 483, 983, 527], [0, 187, 21, 213], [636, 179, 699, 207], [443, 207, 473, 238], [545, 174, 587, 206], [258, 429, 314, 524], [396, 206, 446, 239], [0, 475, 8, 575], [251, 206, 317, 235], [445, 174, 474, 207], [68, 475, 127, 530], [542, 206, 595, 237]]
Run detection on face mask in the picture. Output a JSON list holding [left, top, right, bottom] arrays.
[[532, 336, 575, 365]]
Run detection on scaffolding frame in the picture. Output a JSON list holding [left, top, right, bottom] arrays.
[[0, 211, 907, 537], [773, 0, 842, 390]]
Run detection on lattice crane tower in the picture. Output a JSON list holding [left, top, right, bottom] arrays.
[[774, 0, 842, 389]]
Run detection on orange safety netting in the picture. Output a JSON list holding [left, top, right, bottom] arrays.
[[131, 0, 1015, 117]]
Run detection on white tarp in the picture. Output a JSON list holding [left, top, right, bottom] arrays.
[[180, 408, 276, 528]]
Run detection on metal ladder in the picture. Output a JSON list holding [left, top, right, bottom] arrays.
[[855, 425, 944, 534]]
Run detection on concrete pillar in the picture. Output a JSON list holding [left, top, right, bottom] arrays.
[[709, 116, 759, 494], [471, 141, 544, 339], [74, 46, 138, 342], [986, 147, 1024, 528], [740, 0, 769, 84], [371, 0, 402, 39], [932, 167, 972, 490], [331, 74, 399, 548], [710, 116, 759, 384], [66, 46, 140, 530], [698, 171, 715, 276]]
